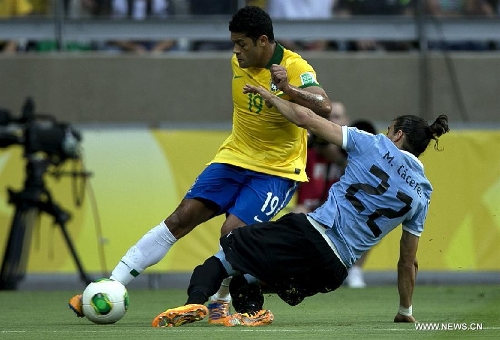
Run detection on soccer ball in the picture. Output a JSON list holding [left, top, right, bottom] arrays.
[[82, 278, 129, 324]]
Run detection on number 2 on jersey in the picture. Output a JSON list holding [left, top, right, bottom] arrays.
[[346, 165, 413, 237]]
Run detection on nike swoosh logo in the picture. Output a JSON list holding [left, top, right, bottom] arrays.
[[233, 75, 243, 79]]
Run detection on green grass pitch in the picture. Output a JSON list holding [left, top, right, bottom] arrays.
[[0, 285, 498, 339]]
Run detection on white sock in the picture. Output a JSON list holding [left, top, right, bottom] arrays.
[[210, 277, 232, 302], [110, 221, 176, 285]]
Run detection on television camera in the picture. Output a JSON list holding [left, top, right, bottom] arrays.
[[0, 97, 92, 290], [0, 97, 81, 163]]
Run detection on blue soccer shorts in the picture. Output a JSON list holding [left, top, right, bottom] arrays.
[[185, 163, 298, 224]]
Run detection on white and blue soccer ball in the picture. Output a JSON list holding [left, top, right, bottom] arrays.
[[82, 278, 129, 324]]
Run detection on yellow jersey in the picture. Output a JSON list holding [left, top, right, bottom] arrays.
[[211, 43, 322, 182]]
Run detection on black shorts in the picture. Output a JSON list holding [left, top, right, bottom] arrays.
[[220, 213, 348, 303]]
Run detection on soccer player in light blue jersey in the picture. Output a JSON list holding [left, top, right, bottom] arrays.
[[150, 84, 449, 327]]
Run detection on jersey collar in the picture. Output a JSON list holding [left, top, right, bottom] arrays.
[[265, 43, 284, 69], [401, 149, 424, 169]]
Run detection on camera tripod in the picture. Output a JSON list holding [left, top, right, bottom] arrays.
[[0, 155, 93, 290]]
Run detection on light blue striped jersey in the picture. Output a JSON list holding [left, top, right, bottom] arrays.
[[308, 126, 432, 268]]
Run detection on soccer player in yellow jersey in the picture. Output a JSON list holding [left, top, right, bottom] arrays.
[[69, 6, 332, 327]]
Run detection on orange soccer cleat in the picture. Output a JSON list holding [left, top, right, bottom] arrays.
[[151, 304, 208, 327]]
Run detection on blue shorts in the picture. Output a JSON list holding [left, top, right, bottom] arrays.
[[185, 163, 298, 224]]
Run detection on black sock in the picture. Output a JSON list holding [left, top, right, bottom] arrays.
[[186, 290, 209, 305], [229, 275, 264, 313], [186, 256, 228, 305]]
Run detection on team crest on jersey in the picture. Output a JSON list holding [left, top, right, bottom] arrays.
[[270, 81, 278, 93], [300, 72, 316, 86]]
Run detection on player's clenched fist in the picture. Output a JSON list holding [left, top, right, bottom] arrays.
[[270, 64, 289, 90]]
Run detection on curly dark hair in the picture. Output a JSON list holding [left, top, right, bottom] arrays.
[[229, 6, 275, 43], [393, 114, 450, 157]]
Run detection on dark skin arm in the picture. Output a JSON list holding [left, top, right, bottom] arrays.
[[270, 64, 332, 118], [394, 230, 419, 323]]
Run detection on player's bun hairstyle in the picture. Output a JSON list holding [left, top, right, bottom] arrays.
[[229, 6, 275, 43], [393, 114, 450, 157]]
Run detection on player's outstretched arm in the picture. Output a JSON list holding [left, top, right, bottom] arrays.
[[243, 84, 342, 146], [395, 230, 419, 323], [269, 64, 331, 118]]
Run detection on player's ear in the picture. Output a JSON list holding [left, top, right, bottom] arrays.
[[394, 129, 404, 142], [258, 35, 268, 46]]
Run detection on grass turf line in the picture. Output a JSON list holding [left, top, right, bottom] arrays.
[[0, 285, 498, 339]]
